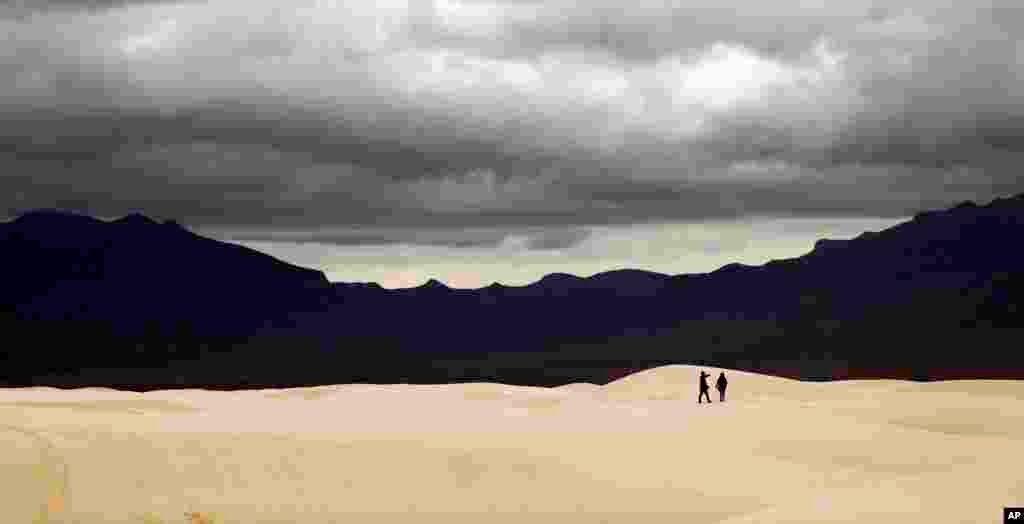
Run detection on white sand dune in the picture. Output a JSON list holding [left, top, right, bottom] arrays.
[[1, 364, 1021, 523]]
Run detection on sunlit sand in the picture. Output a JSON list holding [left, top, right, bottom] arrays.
[[2, 365, 1021, 523]]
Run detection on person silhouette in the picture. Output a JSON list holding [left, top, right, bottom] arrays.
[[716, 372, 728, 402], [698, 371, 711, 404]]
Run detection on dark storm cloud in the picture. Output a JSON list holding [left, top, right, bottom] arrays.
[[205, 225, 592, 251], [213, 229, 510, 249], [0, 102, 561, 176], [1, 0, 1023, 233]]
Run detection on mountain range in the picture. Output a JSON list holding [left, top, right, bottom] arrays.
[[1, 194, 1022, 389]]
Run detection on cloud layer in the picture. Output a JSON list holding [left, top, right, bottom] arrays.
[[3, 0, 1022, 239]]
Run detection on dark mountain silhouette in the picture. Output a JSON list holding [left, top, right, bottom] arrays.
[[1, 194, 1022, 389], [1, 209, 329, 339]]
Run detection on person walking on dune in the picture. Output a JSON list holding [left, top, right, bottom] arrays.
[[716, 372, 728, 402], [698, 371, 712, 404]]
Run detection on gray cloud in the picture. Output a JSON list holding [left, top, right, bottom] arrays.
[[412, 0, 873, 63], [1, 0, 1023, 234], [212, 228, 511, 249], [206, 224, 596, 252], [2, 0, 173, 15], [524, 228, 591, 250]]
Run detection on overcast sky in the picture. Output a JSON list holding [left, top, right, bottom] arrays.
[[3, 1, 1021, 287]]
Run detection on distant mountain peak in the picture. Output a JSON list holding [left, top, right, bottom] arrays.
[[811, 238, 847, 251], [713, 262, 753, 274], [11, 208, 96, 224], [990, 192, 1024, 208], [538, 272, 582, 284], [113, 213, 159, 226], [419, 278, 448, 289], [590, 268, 666, 279], [7, 210, 171, 229], [1, 208, 330, 309]]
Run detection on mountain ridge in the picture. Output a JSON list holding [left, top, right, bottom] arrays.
[[1, 192, 1022, 388], [7, 191, 1023, 291]]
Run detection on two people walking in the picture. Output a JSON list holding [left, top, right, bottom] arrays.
[[698, 370, 728, 403]]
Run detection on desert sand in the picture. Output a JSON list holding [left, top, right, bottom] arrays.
[[2, 365, 1022, 523]]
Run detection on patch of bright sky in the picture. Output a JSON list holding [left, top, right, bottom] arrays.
[[224, 216, 906, 289]]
